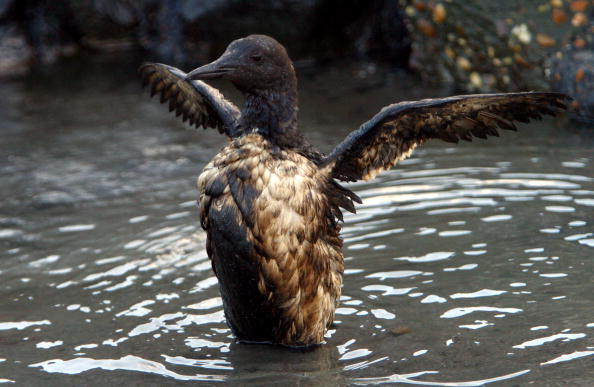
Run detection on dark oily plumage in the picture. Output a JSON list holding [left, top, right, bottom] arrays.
[[139, 34, 570, 347], [138, 63, 240, 136], [324, 92, 570, 182]]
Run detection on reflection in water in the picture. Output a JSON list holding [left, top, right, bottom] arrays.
[[0, 60, 593, 385]]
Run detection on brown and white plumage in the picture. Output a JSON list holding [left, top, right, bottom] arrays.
[[198, 134, 343, 345], [140, 34, 569, 347]]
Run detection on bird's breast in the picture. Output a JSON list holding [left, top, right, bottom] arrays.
[[198, 133, 328, 234], [197, 133, 344, 345]]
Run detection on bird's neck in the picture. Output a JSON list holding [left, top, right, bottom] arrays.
[[238, 79, 302, 149]]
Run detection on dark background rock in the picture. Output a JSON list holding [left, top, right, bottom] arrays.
[[0, 0, 13, 16], [2, 0, 81, 65], [404, 0, 593, 121], [0, 0, 411, 69], [548, 5, 594, 123], [0, 0, 591, 121], [307, 0, 411, 66]]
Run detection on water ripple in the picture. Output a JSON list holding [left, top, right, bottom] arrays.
[[366, 271, 424, 280], [0, 320, 51, 331], [29, 355, 226, 381], [513, 333, 586, 349], [450, 289, 507, 299], [541, 351, 594, 366], [441, 307, 523, 319], [353, 369, 531, 386], [2, 62, 593, 386], [395, 252, 454, 263]]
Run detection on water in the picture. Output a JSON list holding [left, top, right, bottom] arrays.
[[1, 56, 593, 385]]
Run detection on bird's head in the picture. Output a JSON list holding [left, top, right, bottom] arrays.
[[185, 34, 296, 93]]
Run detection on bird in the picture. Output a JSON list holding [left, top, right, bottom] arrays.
[[139, 34, 569, 347]]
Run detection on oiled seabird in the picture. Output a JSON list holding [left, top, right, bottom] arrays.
[[139, 34, 569, 347]]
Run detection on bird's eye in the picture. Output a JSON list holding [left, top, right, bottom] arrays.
[[251, 54, 262, 62]]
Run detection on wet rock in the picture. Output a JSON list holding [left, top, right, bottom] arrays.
[[149, 0, 185, 63], [18, 0, 80, 64], [0, 23, 32, 77], [404, 0, 594, 121], [1, 0, 411, 75], [93, 0, 137, 26], [406, 1, 546, 91], [0, 0, 80, 76], [0, 0, 13, 17], [307, 0, 410, 66], [551, 47, 594, 122], [180, 0, 224, 22]]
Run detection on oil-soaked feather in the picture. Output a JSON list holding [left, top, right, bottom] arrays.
[[324, 92, 570, 182], [139, 62, 241, 137]]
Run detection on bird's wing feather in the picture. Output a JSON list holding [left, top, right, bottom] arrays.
[[139, 63, 241, 137], [323, 92, 570, 182]]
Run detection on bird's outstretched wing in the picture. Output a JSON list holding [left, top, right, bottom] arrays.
[[323, 92, 570, 182], [139, 63, 241, 137]]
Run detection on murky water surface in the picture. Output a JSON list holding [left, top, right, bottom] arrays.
[[1, 57, 593, 385]]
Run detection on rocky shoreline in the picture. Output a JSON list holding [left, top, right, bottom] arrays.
[[1, 0, 591, 120]]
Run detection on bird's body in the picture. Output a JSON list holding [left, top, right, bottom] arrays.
[[198, 133, 344, 345], [140, 34, 569, 347]]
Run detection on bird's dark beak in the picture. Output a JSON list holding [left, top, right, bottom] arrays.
[[185, 54, 238, 81]]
